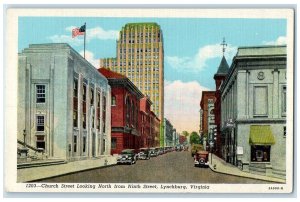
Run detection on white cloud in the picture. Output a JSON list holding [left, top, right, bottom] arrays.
[[166, 43, 237, 72], [164, 80, 210, 134], [48, 34, 83, 46], [263, 36, 287, 45], [79, 50, 99, 68], [49, 26, 118, 46]]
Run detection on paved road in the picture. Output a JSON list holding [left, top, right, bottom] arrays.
[[37, 151, 270, 183]]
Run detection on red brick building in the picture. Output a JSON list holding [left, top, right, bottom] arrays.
[[139, 97, 152, 148], [150, 111, 160, 147], [199, 91, 216, 143], [213, 56, 229, 158], [179, 135, 187, 145], [99, 68, 144, 154]]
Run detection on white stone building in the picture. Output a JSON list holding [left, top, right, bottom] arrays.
[[220, 45, 286, 179], [18, 43, 111, 161]]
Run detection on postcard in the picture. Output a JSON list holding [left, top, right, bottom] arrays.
[[4, 7, 294, 193]]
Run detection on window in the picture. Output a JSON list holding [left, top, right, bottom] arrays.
[[36, 85, 46, 103], [102, 95, 106, 133], [36, 135, 45, 149], [73, 135, 77, 153], [112, 95, 116, 106], [83, 83, 87, 101], [36, 115, 45, 131], [83, 136, 86, 153], [73, 78, 78, 97], [111, 138, 117, 149], [282, 86, 286, 115], [251, 145, 270, 162], [284, 126, 286, 137], [90, 87, 94, 105], [73, 111, 78, 127]]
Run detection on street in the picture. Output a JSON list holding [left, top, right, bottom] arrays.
[[37, 151, 271, 183]]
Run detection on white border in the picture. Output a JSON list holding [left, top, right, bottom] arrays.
[[4, 8, 295, 194]]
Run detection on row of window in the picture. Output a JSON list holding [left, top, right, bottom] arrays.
[[119, 48, 160, 54], [73, 77, 107, 133]]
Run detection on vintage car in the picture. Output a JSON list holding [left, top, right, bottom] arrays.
[[138, 148, 151, 160], [149, 147, 158, 157], [156, 147, 163, 155], [191, 144, 204, 157], [194, 150, 209, 167], [117, 149, 137, 165]]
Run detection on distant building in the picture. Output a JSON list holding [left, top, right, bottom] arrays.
[[199, 91, 216, 149], [220, 45, 286, 179], [99, 68, 143, 154], [140, 97, 152, 148], [150, 111, 160, 147], [164, 118, 174, 147], [18, 43, 111, 161], [100, 22, 164, 135]]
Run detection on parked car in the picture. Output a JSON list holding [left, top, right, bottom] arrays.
[[117, 149, 137, 165], [149, 147, 158, 157], [138, 148, 151, 160], [175, 145, 182, 151], [194, 150, 209, 167], [191, 144, 204, 157]]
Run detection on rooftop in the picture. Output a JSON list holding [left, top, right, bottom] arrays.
[[98, 68, 126, 79], [215, 56, 230, 75], [237, 45, 286, 57]]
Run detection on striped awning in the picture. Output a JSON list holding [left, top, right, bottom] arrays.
[[249, 125, 275, 145]]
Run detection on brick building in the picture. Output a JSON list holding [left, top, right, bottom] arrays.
[[199, 91, 216, 150], [99, 68, 143, 154], [139, 97, 152, 148], [150, 111, 160, 147]]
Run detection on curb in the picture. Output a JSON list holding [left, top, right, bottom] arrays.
[[208, 164, 285, 183], [25, 163, 118, 183]]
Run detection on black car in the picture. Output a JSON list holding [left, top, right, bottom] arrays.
[[117, 149, 137, 165], [138, 148, 151, 160]]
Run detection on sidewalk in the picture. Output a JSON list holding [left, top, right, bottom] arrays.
[[17, 156, 117, 182], [208, 153, 285, 183]]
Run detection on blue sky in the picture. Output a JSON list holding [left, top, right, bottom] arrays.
[[19, 17, 287, 132]]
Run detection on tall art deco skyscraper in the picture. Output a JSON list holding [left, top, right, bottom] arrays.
[[100, 22, 164, 122]]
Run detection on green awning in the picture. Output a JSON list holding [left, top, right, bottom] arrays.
[[249, 125, 275, 145]]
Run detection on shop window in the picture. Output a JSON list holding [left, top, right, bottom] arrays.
[[251, 145, 270, 162]]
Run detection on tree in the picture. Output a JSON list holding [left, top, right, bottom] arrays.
[[190, 131, 200, 145], [182, 131, 189, 138]]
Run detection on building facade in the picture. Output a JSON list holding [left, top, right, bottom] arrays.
[[220, 45, 287, 179], [99, 22, 164, 121], [199, 91, 216, 150], [150, 111, 161, 147], [99, 68, 143, 155], [164, 118, 174, 147], [214, 56, 230, 157], [140, 97, 152, 148], [18, 43, 111, 161]]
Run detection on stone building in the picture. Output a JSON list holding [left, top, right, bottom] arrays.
[[220, 45, 286, 179], [18, 43, 111, 161]]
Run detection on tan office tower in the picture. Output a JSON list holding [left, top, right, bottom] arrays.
[[100, 22, 164, 123]]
